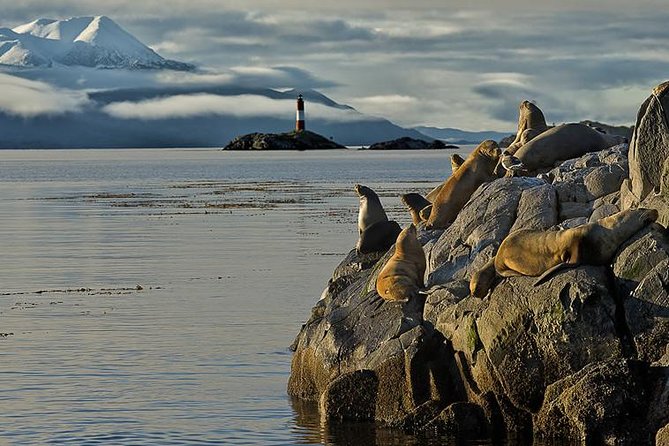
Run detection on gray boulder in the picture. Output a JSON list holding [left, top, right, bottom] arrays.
[[534, 359, 649, 445], [622, 81, 669, 208], [626, 258, 669, 363], [288, 247, 461, 425], [319, 370, 378, 422]]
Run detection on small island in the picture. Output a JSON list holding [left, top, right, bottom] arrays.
[[367, 137, 458, 150], [223, 130, 345, 151]]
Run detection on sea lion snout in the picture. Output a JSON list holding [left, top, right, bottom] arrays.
[[355, 184, 374, 198]]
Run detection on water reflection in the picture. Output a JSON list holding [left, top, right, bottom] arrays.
[[0, 148, 484, 445]]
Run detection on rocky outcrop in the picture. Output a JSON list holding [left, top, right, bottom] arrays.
[[367, 137, 456, 150], [223, 130, 345, 150], [621, 82, 669, 209], [289, 89, 669, 443]]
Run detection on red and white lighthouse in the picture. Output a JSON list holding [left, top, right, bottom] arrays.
[[296, 94, 305, 132]]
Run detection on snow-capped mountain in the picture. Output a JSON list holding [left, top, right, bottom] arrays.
[[0, 16, 193, 70]]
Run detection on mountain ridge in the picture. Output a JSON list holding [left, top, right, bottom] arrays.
[[0, 16, 193, 70]]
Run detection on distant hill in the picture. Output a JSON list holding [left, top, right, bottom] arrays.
[[414, 126, 511, 144]]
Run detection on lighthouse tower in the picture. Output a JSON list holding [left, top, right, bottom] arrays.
[[296, 94, 305, 132]]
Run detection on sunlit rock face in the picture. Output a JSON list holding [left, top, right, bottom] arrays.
[[289, 93, 669, 442]]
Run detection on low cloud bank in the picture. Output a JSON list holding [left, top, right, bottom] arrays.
[[102, 93, 373, 122], [0, 73, 89, 117]]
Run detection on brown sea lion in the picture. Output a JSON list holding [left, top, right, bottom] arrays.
[[425, 140, 501, 229], [424, 154, 466, 203], [354, 184, 401, 254], [451, 153, 465, 173], [376, 224, 426, 302], [514, 123, 627, 172], [401, 193, 431, 225], [470, 208, 658, 297], [505, 100, 549, 155]]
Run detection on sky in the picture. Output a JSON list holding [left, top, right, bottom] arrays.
[[1, 0, 668, 131]]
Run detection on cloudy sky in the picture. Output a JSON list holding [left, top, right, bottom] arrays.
[[2, 0, 668, 131]]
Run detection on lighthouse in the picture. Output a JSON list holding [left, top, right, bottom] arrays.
[[296, 94, 305, 132]]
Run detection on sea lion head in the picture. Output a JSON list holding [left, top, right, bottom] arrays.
[[520, 100, 547, 129], [634, 207, 659, 224], [475, 140, 502, 162], [355, 184, 380, 202], [401, 193, 430, 209]]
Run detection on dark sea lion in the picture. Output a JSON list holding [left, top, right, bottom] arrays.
[[401, 193, 432, 225], [376, 224, 426, 302], [514, 123, 627, 172], [355, 184, 387, 233], [470, 208, 658, 296], [357, 220, 402, 254], [425, 140, 501, 229], [354, 184, 401, 254]]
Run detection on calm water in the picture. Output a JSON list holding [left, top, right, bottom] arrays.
[[0, 148, 469, 445]]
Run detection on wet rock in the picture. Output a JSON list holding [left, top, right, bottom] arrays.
[[289, 248, 459, 424], [422, 402, 490, 438], [396, 400, 442, 431], [535, 359, 649, 445], [622, 81, 669, 208], [320, 370, 378, 422]]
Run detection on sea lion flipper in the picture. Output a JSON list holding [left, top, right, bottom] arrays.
[[533, 262, 577, 286]]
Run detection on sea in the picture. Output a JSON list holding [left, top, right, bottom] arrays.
[[0, 147, 482, 445]]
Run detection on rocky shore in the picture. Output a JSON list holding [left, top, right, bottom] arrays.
[[288, 83, 669, 444]]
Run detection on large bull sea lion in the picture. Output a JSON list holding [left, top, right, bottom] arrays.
[[425, 140, 501, 229], [376, 224, 426, 302], [470, 208, 658, 297], [514, 123, 627, 172]]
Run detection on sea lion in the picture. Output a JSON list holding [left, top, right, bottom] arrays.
[[356, 184, 387, 233], [470, 208, 658, 297], [425, 140, 501, 229], [451, 153, 465, 173], [355, 184, 401, 254], [505, 100, 549, 155], [401, 193, 431, 225], [469, 258, 497, 299], [514, 123, 628, 172], [376, 224, 426, 302], [419, 205, 432, 222], [424, 154, 466, 203]]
